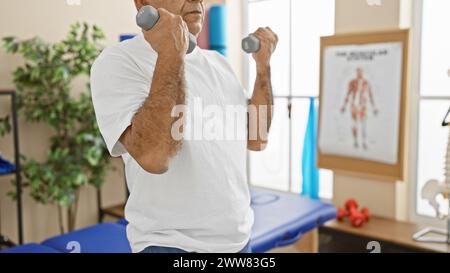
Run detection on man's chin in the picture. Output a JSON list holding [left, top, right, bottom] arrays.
[[187, 23, 203, 36]]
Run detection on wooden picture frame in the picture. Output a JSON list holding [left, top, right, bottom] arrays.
[[317, 30, 409, 181]]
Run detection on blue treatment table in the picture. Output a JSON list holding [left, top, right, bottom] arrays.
[[1, 243, 61, 254], [1, 187, 336, 253], [250, 187, 336, 253], [41, 223, 131, 253]]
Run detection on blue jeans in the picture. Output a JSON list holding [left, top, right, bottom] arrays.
[[140, 241, 252, 253]]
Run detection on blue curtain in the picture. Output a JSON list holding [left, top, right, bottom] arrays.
[[301, 97, 319, 199]]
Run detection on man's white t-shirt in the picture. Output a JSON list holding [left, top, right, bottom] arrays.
[[90, 34, 254, 253]]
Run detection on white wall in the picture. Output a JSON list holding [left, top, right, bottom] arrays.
[[335, 0, 401, 33], [333, 0, 411, 221]]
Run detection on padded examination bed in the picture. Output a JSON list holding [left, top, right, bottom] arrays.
[[41, 223, 131, 253], [250, 187, 337, 253], [1, 243, 61, 254], [1, 187, 336, 253]]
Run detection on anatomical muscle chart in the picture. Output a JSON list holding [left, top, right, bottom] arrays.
[[319, 42, 403, 164]]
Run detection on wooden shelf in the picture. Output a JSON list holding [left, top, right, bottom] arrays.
[[0, 91, 23, 244], [0, 170, 15, 177], [324, 217, 450, 253], [101, 203, 125, 219], [0, 90, 15, 95], [0, 235, 15, 248]]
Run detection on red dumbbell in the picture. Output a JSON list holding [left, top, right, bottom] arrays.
[[337, 207, 349, 221], [336, 199, 358, 222], [361, 207, 370, 223], [349, 210, 366, 227], [345, 199, 369, 228], [345, 199, 358, 212]]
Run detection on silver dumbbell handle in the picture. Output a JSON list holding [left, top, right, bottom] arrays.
[[242, 35, 260, 54], [136, 5, 197, 54]]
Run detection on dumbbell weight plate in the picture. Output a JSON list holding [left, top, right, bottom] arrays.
[[242, 35, 260, 54], [137, 5, 197, 54]]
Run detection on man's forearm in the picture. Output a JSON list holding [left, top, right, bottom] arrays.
[[248, 65, 273, 151], [121, 55, 186, 173]]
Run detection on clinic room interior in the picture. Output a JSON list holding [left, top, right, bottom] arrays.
[[0, 0, 449, 254]]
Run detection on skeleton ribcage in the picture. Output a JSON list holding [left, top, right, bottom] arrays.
[[446, 128, 450, 184]]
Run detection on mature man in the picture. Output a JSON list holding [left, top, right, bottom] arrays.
[[91, 0, 277, 253]]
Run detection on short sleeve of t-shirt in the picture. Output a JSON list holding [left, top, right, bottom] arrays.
[[90, 47, 152, 157]]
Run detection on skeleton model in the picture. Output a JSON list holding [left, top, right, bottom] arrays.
[[421, 131, 450, 219], [341, 68, 378, 150], [413, 109, 450, 244]]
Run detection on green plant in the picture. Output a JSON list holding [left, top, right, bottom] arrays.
[[2, 22, 110, 233], [0, 115, 11, 137]]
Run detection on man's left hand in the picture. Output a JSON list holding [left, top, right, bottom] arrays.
[[251, 27, 278, 69]]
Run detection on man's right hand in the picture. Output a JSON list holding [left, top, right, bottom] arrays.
[[143, 8, 189, 58]]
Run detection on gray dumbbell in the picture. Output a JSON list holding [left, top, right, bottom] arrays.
[[136, 5, 197, 54], [242, 35, 260, 54]]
